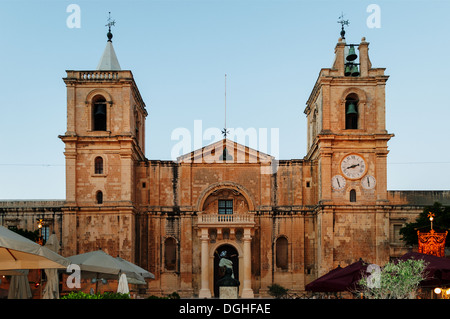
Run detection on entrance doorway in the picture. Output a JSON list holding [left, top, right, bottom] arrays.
[[213, 244, 239, 297]]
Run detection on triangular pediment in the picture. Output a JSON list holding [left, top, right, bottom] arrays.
[[177, 139, 274, 164]]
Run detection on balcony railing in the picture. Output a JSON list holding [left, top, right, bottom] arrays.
[[64, 70, 133, 81], [79, 71, 119, 81], [198, 213, 255, 226]]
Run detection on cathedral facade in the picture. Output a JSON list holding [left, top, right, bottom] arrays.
[[1, 32, 450, 298]]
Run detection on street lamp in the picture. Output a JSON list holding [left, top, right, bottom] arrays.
[[428, 212, 434, 230], [433, 287, 450, 299]]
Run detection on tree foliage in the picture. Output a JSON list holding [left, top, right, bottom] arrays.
[[61, 291, 130, 299], [9, 226, 41, 243], [358, 259, 427, 299], [267, 283, 289, 299], [399, 202, 450, 247]]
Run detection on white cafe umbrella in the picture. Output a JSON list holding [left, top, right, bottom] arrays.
[[115, 257, 155, 280], [42, 234, 61, 299], [67, 250, 146, 286], [7, 269, 32, 299], [0, 225, 70, 270], [117, 273, 129, 294]]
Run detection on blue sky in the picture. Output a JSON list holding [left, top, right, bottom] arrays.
[[0, 0, 449, 199]]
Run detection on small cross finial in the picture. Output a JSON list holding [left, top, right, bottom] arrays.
[[105, 12, 116, 42], [221, 128, 230, 138], [337, 12, 349, 39]]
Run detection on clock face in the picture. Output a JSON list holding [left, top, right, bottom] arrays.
[[332, 175, 346, 190], [361, 175, 376, 189], [340, 154, 367, 180]]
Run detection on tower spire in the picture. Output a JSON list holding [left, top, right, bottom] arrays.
[[97, 12, 121, 70]]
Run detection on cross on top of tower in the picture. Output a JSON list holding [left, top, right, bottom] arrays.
[[105, 12, 116, 42], [222, 74, 229, 139]]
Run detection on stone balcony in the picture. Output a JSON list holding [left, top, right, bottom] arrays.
[[197, 213, 255, 228]]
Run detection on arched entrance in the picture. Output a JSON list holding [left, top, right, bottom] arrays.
[[213, 244, 239, 297], [197, 182, 255, 298]]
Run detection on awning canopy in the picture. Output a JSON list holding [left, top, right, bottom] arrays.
[[67, 249, 148, 284], [0, 226, 69, 270], [398, 252, 450, 287], [305, 259, 368, 292]]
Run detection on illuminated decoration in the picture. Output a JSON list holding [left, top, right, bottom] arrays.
[[434, 287, 450, 299], [417, 212, 448, 257], [36, 219, 44, 245]]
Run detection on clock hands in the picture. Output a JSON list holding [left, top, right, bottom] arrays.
[[346, 163, 360, 169]]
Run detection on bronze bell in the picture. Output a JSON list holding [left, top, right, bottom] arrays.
[[344, 64, 352, 76], [351, 64, 360, 77], [346, 102, 358, 115], [346, 45, 357, 61], [94, 103, 106, 116]]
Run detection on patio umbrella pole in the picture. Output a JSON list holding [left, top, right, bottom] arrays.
[[6, 248, 17, 261], [95, 273, 99, 294]]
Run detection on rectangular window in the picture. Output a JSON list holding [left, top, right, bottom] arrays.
[[42, 226, 50, 243], [393, 224, 402, 243], [218, 200, 233, 214]]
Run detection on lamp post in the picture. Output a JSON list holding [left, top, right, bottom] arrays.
[[36, 218, 44, 299], [428, 212, 434, 230]]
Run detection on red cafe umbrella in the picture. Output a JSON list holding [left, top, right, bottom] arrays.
[[397, 252, 450, 287], [305, 259, 368, 292]]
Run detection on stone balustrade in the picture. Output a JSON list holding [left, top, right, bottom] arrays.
[[197, 213, 255, 226], [65, 70, 133, 81]]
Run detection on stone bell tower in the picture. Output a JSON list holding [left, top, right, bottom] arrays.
[[59, 24, 147, 260], [304, 28, 394, 275]]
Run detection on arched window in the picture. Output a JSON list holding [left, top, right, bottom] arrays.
[[275, 236, 288, 270], [164, 237, 177, 271], [350, 189, 357, 202], [345, 94, 359, 130], [92, 95, 107, 131], [94, 157, 103, 174], [96, 191, 103, 204]]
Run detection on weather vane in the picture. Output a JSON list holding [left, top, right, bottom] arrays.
[[337, 12, 349, 39], [106, 12, 116, 42]]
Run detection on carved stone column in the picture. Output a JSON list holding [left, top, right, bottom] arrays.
[[199, 228, 211, 298], [241, 228, 254, 298]]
